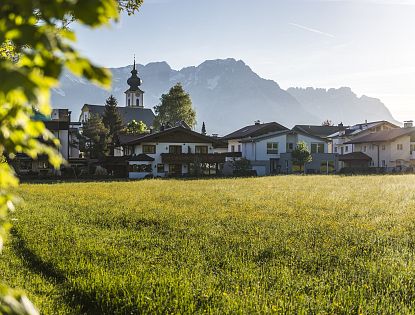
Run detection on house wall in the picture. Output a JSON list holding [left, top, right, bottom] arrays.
[[228, 140, 242, 153], [130, 142, 216, 178], [354, 135, 411, 169], [240, 133, 332, 175], [333, 122, 398, 155]]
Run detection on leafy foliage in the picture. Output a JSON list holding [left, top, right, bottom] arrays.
[[125, 120, 148, 134], [81, 114, 109, 159], [102, 95, 124, 155], [291, 141, 312, 173], [0, 0, 144, 312], [232, 157, 252, 176], [1, 176, 415, 313], [154, 83, 196, 130]]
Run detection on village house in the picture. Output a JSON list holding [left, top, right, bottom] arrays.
[[343, 122, 415, 171], [120, 126, 237, 179], [13, 109, 81, 176], [79, 58, 155, 128], [223, 122, 338, 175]]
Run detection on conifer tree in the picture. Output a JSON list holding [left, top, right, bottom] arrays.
[[154, 83, 196, 130], [102, 95, 124, 155], [201, 122, 206, 135], [81, 114, 109, 159]]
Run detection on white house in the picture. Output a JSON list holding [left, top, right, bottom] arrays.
[[344, 125, 415, 171], [329, 120, 399, 157], [222, 121, 289, 154], [122, 126, 233, 179], [239, 129, 337, 175]]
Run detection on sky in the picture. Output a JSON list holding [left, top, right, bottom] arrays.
[[73, 0, 415, 122]]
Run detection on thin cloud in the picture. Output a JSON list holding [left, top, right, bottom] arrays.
[[289, 23, 335, 38]]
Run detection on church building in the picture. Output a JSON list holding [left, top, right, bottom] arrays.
[[79, 57, 155, 128]]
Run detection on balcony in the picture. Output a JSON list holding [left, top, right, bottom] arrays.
[[161, 152, 241, 164]]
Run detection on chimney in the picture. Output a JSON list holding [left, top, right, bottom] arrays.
[[254, 120, 261, 125], [404, 120, 413, 128], [211, 133, 218, 138], [338, 122, 343, 127]]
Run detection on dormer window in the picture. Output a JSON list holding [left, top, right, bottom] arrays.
[[128, 99, 130, 106], [136, 98, 139, 106]]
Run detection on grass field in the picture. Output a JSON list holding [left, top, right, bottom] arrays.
[[1, 176, 415, 314]]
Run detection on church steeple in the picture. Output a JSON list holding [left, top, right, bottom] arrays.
[[125, 55, 144, 108]]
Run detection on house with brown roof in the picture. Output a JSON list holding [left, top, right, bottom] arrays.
[[121, 126, 236, 178], [345, 123, 415, 171], [329, 120, 399, 157]]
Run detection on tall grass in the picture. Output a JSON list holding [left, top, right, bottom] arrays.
[[1, 176, 415, 314]]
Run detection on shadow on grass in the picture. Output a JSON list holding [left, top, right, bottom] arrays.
[[11, 228, 108, 314]]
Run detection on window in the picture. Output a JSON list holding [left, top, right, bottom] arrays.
[[345, 146, 349, 152], [195, 146, 208, 154], [382, 160, 386, 167], [311, 143, 324, 154], [397, 144, 403, 150], [157, 164, 165, 173], [363, 146, 367, 152], [267, 142, 279, 154], [334, 147, 338, 153], [143, 145, 156, 154], [129, 164, 152, 172], [136, 98, 139, 106], [127, 99, 130, 106], [38, 161, 49, 169], [18, 160, 32, 171], [231, 145, 235, 152], [169, 145, 182, 154], [286, 143, 294, 151], [411, 144, 415, 154], [238, 144, 241, 152]]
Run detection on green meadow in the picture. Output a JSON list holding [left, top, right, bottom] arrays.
[[1, 176, 415, 314]]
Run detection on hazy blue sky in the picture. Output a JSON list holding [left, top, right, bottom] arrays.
[[73, 0, 415, 121]]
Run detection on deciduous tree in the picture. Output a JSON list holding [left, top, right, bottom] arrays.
[[126, 120, 148, 134], [292, 141, 312, 173], [0, 0, 142, 312], [154, 83, 196, 130]]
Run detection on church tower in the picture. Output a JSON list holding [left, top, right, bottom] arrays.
[[125, 56, 144, 108]]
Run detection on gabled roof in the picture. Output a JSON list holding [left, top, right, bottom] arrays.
[[292, 125, 346, 139], [222, 122, 289, 140], [118, 133, 149, 145], [125, 126, 226, 147], [82, 104, 155, 127], [328, 120, 400, 138], [338, 152, 372, 161], [240, 129, 329, 143], [346, 127, 415, 144]]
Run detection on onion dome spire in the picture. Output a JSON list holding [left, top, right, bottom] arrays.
[[127, 55, 142, 91]]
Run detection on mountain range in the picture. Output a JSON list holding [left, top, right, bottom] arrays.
[[51, 58, 399, 135]]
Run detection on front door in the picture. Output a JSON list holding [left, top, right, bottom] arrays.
[[169, 164, 182, 176], [270, 158, 280, 174]]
